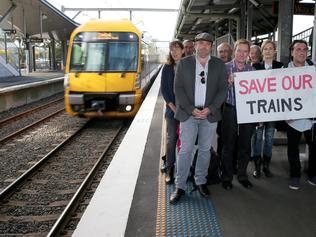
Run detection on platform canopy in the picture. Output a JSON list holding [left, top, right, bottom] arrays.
[[0, 0, 78, 41], [174, 0, 314, 40]]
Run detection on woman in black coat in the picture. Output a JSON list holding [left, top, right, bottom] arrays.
[[252, 40, 284, 178], [160, 40, 184, 184]]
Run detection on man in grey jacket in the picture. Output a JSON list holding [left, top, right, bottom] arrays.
[[170, 32, 228, 204]]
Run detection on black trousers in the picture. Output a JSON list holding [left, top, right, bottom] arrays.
[[165, 117, 179, 170], [216, 120, 222, 156], [287, 124, 316, 179], [221, 105, 255, 181], [217, 120, 238, 167]]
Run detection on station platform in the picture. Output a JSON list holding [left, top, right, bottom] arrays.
[[73, 70, 316, 237], [0, 71, 64, 112], [0, 71, 64, 89]]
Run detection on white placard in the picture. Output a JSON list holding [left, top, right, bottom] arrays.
[[234, 66, 316, 124]]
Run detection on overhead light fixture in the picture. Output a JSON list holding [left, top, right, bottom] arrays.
[[213, 0, 237, 4], [228, 8, 238, 14], [249, 0, 260, 7], [194, 18, 203, 26]]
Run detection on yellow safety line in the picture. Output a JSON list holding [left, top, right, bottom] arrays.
[[155, 105, 167, 237]]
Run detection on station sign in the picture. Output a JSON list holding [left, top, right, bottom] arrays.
[[2, 29, 16, 34], [23, 38, 44, 44], [30, 38, 44, 43], [272, 1, 315, 15], [294, 1, 315, 15]]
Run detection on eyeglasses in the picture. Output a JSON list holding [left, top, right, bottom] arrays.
[[200, 71, 205, 84]]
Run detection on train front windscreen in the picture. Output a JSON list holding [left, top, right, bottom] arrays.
[[70, 32, 139, 73]]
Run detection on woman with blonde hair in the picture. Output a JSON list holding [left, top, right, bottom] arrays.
[[251, 40, 284, 178]]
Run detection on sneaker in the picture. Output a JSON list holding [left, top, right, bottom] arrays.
[[289, 177, 300, 190], [307, 176, 316, 186]]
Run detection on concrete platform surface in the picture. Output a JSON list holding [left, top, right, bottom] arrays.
[[0, 71, 64, 89]]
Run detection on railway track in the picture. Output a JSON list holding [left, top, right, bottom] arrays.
[[0, 111, 87, 192], [0, 98, 65, 144], [56, 121, 130, 236], [0, 119, 128, 236]]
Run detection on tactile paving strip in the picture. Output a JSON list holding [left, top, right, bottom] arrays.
[[156, 113, 223, 236], [156, 160, 167, 236], [164, 183, 223, 237], [156, 172, 223, 236]]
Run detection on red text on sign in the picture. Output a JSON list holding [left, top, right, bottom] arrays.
[[282, 74, 313, 90], [238, 77, 277, 95]]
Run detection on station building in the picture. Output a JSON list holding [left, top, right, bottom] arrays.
[[0, 0, 77, 78]]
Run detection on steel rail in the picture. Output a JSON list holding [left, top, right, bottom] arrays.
[[0, 98, 63, 127], [0, 108, 65, 144], [46, 124, 123, 236], [0, 119, 90, 200]]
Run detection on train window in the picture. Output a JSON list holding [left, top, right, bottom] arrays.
[[106, 42, 138, 72], [85, 43, 106, 71], [70, 32, 139, 72], [70, 43, 83, 69]]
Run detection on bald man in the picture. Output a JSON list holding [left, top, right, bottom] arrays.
[[216, 42, 233, 156], [183, 39, 195, 56], [249, 45, 262, 64], [217, 42, 233, 63]]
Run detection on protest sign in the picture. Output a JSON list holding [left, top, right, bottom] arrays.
[[234, 66, 316, 124]]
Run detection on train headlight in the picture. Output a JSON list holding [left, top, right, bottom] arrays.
[[125, 105, 132, 112], [64, 74, 69, 88]]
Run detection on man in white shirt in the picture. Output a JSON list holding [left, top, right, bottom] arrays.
[[286, 39, 316, 190], [171, 33, 227, 204]]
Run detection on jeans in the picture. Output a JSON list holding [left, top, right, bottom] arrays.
[[252, 122, 275, 158], [165, 117, 179, 170], [175, 116, 217, 190]]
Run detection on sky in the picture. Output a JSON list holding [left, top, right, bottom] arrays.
[[293, 15, 314, 35], [48, 0, 181, 50], [47, 0, 315, 50]]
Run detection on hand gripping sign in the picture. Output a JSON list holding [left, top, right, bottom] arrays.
[[234, 66, 316, 124]]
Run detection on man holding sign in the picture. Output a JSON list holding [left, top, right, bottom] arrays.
[[286, 40, 316, 190], [221, 39, 255, 190], [233, 39, 316, 190]]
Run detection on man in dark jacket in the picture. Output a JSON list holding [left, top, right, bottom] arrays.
[[170, 32, 227, 204]]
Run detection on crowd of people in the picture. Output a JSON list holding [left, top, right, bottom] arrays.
[[160, 33, 316, 204]]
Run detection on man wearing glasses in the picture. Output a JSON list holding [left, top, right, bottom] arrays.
[[171, 32, 227, 204]]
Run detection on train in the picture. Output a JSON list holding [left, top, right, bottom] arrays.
[[64, 19, 160, 118]]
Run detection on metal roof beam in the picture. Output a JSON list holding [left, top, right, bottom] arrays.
[[185, 13, 239, 20], [61, 7, 178, 12], [72, 11, 82, 20], [256, 7, 275, 30], [208, 4, 241, 10], [0, 2, 16, 25]]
